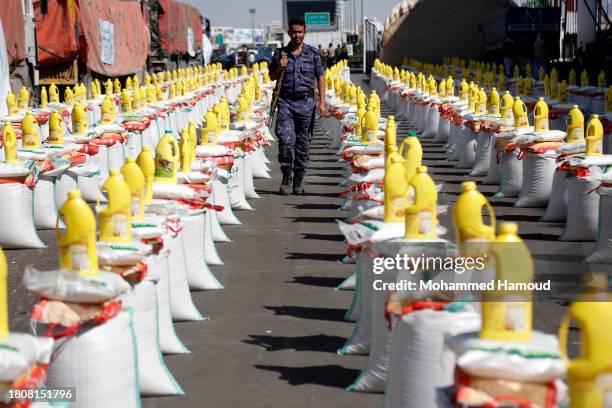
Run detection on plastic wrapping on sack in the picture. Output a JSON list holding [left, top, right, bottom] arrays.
[[208, 207, 231, 242], [344, 257, 362, 322], [228, 156, 253, 211], [120, 279, 183, 396], [445, 123, 460, 160], [422, 104, 440, 138], [483, 139, 501, 184], [243, 154, 261, 199], [0, 333, 54, 382], [383, 310, 481, 408], [162, 231, 204, 321], [23, 267, 130, 303], [515, 153, 557, 208], [96, 240, 152, 266], [0, 183, 45, 249], [542, 170, 569, 222], [470, 130, 492, 176], [495, 148, 523, 198], [40, 311, 139, 408], [34, 176, 62, 230], [339, 251, 373, 355], [250, 148, 272, 179], [586, 187, 612, 263], [181, 212, 223, 290], [434, 116, 450, 143], [449, 331, 565, 383], [145, 253, 189, 354], [456, 127, 477, 169], [211, 173, 241, 225], [560, 175, 601, 241], [336, 272, 356, 291], [203, 210, 224, 266]]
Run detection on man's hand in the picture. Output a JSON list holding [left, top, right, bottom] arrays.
[[279, 53, 289, 68], [318, 101, 327, 117]]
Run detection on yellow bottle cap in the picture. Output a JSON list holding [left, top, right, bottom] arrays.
[[109, 169, 120, 177], [499, 222, 518, 234], [68, 189, 82, 199], [462, 181, 477, 192], [417, 166, 427, 173]]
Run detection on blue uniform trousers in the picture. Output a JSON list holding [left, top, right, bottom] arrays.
[[274, 97, 316, 174]]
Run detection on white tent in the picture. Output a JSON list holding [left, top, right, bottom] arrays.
[[381, 0, 519, 65]]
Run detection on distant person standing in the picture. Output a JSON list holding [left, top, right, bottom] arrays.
[[326, 43, 335, 67], [334, 43, 342, 64], [318, 44, 327, 67], [269, 17, 326, 195], [340, 43, 349, 61]]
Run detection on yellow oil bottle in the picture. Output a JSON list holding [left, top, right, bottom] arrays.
[[438, 79, 446, 97], [513, 97, 530, 128], [98, 170, 132, 243], [179, 128, 191, 173], [40, 86, 48, 109], [113, 79, 121, 94], [21, 112, 39, 148], [188, 121, 197, 162], [488, 87, 500, 116], [598, 70, 607, 88], [524, 77, 533, 97], [64, 87, 74, 105], [355, 102, 366, 139], [404, 166, 438, 240], [121, 89, 132, 113], [6, 92, 18, 116], [49, 83, 59, 103], [136, 146, 155, 205], [585, 115, 603, 156], [559, 273, 612, 408], [203, 109, 219, 145], [559, 80, 569, 103], [237, 94, 249, 122], [481, 222, 533, 342], [384, 154, 409, 223], [580, 69, 589, 87], [2, 123, 18, 163], [18, 86, 29, 109], [476, 87, 487, 115], [49, 110, 64, 144], [71, 103, 88, 135], [100, 97, 115, 124], [57, 189, 98, 276], [399, 132, 423, 184], [121, 157, 145, 221], [517, 76, 524, 95], [534, 97, 549, 132], [453, 181, 496, 243], [497, 72, 506, 92], [154, 130, 179, 183], [384, 115, 396, 155], [538, 66, 545, 81], [362, 105, 378, 144], [428, 76, 437, 96], [126, 76, 132, 91], [459, 79, 469, 101], [567, 105, 585, 142], [446, 76, 454, 97], [513, 65, 520, 78]]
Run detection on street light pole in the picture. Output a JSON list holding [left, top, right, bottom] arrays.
[[249, 8, 256, 46]]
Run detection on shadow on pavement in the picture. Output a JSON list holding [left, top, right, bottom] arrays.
[[288, 276, 346, 287], [264, 306, 347, 322], [300, 233, 345, 242], [286, 252, 343, 262], [243, 334, 346, 353], [253, 364, 361, 389]]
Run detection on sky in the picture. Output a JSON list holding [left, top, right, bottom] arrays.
[[181, 0, 399, 28]]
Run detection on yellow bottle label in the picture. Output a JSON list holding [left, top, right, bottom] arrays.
[[390, 197, 408, 218], [122, 103, 130, 112], [538, 119, 549, 131], [418, 211, 434, 235], [208, 131, 216, 144], [490, 105, 499, 114], [49, 130, 60, 143], [112, 213, 129, 239], [23, 134, 37, 147], [131, 197, 143, 218], [102, 113, 113, 123], [505, 303, 528, 331], [597, 373, 612, 407], [517, 117, 529, 127], [366, 130, 376, 143], [73, 123, 81, 134], [572, 128, 583, 141], [68, 243, 90, 273]]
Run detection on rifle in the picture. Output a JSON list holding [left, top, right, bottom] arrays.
[[269, 48, 288, 125]]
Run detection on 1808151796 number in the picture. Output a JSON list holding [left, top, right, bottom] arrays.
[[5, 387, 76, 403]]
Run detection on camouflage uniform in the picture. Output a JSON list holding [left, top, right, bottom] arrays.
[[270, 44, 324, 177]]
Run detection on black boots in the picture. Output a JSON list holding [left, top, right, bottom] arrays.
[[293, 172, 305, 195], [279, 170, 293, 195]]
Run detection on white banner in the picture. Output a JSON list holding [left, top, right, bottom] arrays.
[[100, 19, 115, 65], [0, 18, 10, 116]]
